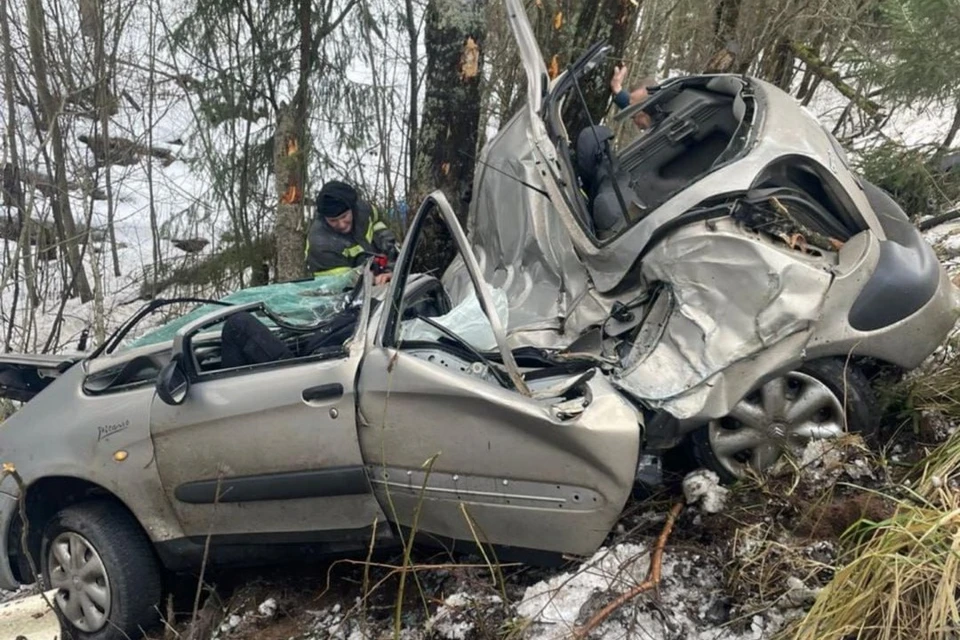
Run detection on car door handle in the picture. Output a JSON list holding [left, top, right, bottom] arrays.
[[302, 383, 343, 403]]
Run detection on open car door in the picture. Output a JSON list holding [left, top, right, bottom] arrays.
[[355, 192, 640, 559], [0, 353, 82, 402]]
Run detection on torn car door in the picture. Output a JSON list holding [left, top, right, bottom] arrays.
[[356, 192, 640, 558]]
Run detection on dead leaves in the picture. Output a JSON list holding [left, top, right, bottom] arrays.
[[553, 10, 563, 29]]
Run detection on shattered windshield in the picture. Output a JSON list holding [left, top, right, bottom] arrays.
[[122, 269, 361, 351]]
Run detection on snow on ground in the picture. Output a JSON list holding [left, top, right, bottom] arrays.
[[682, 470, 730, 514], [514, 542, 799, 640]]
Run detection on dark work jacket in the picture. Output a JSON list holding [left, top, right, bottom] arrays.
[[305, 201, 392, 275]]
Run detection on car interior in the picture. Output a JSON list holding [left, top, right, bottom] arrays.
[[80, 275, 456, 396], [551, 74, 756, 240]]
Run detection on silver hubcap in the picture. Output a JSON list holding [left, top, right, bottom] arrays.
[[48, 532, 111, 632], [708, 371, 845, 478]]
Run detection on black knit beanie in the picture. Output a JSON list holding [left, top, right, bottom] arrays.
[[317, 181, 358, 218]]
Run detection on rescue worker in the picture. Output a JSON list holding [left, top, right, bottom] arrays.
[[306, 180, 398, 285]]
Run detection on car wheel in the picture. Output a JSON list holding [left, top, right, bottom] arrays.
[[691, 358, 880, 483], [41, 500, 161, 640]]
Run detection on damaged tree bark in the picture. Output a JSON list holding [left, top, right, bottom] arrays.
[[413, 0, 486, 223], [274, 104, 306, 282]]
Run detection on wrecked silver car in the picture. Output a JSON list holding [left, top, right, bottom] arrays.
[[0, 194, 642, 640], [0, 0, 956, 637], [452, 0, 960, 478]]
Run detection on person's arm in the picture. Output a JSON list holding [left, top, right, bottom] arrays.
[[369, 206, 399, 257], [610, 65, 630, 109]]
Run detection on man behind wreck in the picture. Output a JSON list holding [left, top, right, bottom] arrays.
[[610, 65, 653, 130], [306, 180, 398, 286]]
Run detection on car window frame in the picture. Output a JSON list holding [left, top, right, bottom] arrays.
[[169, 274, 374, 384], [376, 191, 531, 396]]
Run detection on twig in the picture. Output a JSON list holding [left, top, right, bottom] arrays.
[[574, 501, 684, 640], [190, 468, 224, 624], [394, 453, 439, 640]]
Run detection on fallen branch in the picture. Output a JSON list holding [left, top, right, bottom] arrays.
[[574, 501, 685, 639], [919, 207, 960, 231]]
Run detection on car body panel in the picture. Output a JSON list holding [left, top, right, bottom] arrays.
[[149, 287, 388, 540], [455, 0, 960, 426], [0, 363, 183, 590], [357, 193, 640, 557]]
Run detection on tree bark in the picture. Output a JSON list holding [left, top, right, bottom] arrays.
[[26, 0, 93, 302], [413, 0, 487, 223], [700, 0, 742, 73], [940, 99, 960, 153], [273, 0, 312, 282], [93, 0, 121, 277], [405, 0, 420, 202], [561, 0, 642, 135]]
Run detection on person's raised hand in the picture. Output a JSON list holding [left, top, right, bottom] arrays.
[[374, 272, 393, 286], [610, 65, 628, 94]]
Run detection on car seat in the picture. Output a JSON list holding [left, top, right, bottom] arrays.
[[575, 125, 645, 240]]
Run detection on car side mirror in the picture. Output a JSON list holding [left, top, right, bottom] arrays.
[[156, 354, 189, 405]]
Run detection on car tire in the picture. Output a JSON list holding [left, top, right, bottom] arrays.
[[40, 500, 161, 640], [690, 358, 880, 484]]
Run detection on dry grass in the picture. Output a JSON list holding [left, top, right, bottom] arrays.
[[783, 358, 960, 640]]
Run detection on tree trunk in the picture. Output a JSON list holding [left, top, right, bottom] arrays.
[[405, 0, 420, 203], [26, 0, 93, 302], [940, 99, 960, 153], [93, 0, 121, 277], [413, 0, 486, 223], [273, 0, 311, 282], [1, 0, 39, 306], [704, 0, 742, 73]]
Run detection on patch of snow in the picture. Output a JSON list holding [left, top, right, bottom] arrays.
[[257, 597, 277, 618], [516, 543, 649, 635], [219, 613, 243, 634], [683, 469, 730, 514], [426, 592, 503, 640], [515, 542, 793, 640]]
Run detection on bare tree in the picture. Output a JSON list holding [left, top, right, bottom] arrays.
[[414, 0, 486, 222], [25, 0, 93, 302]]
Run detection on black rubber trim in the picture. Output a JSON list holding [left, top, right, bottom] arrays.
[[302, 383, 344, 402], [153, 524, 392, 571], [174, 466, 370, 504]]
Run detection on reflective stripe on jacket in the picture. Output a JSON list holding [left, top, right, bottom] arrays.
[[305, 201, 389, 276]]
